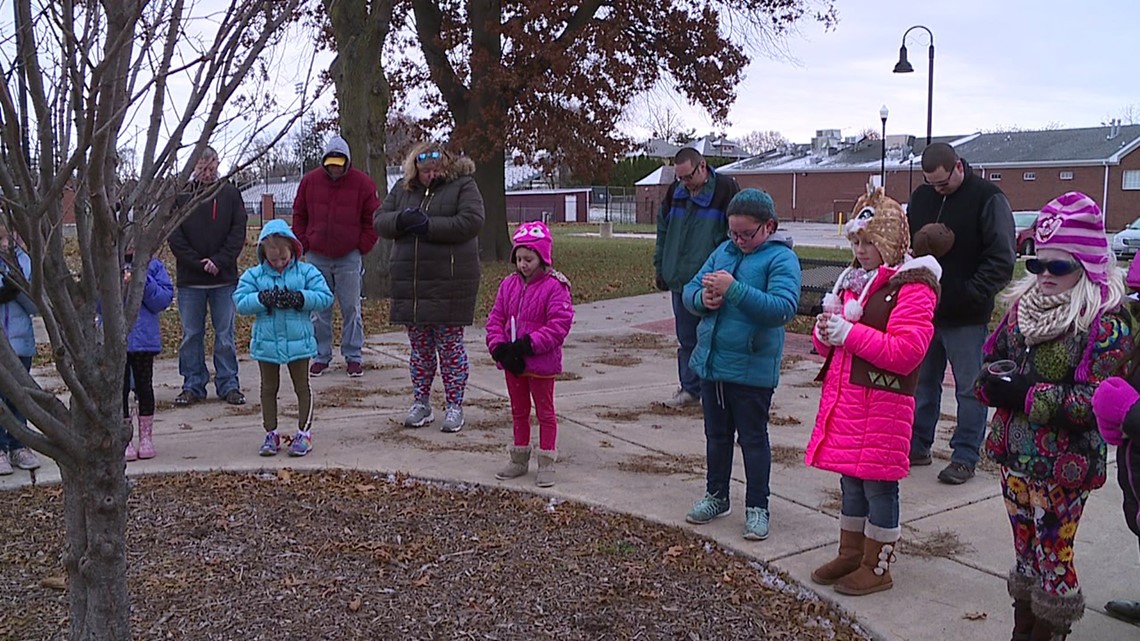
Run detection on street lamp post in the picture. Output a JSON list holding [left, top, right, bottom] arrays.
[[880, 105, 889, 189], [893, 25, 935, 146]]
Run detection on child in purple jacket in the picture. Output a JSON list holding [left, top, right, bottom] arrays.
[[123, 252, 174, 460], [486, 221, 574, 487]]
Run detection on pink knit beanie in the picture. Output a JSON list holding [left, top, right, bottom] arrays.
[[1033, 192, 1110, 289]]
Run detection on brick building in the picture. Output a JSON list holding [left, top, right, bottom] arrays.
[[636, 124, 1140, 231]]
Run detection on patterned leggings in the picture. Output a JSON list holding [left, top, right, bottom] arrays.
[[123, 352, 157, 417], [407, 324, 468, 407], [1001, 467, 1089, 596]]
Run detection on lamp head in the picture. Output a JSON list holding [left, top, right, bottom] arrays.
[[893, 45, 914, 73], [880, 105, 889, 121]]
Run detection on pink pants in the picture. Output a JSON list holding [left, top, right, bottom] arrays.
[[505, 372, 557, 450]]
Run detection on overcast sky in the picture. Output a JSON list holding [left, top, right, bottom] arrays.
[[640, 0, 1140, 144]]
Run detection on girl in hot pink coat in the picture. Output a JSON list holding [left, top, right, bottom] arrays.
[[486, 221, 574, 487], [806, 188, 941, 597]]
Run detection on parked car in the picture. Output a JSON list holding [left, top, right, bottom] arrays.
[[1113, 216, 1140, 260], [1013, 211, 1038, 256]]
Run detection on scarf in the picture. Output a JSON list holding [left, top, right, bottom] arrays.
[[1017, 286, 1074, 346], [840, 267, 877, 295]]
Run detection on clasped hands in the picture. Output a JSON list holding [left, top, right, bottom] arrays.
[[700, 270, 735, 310], [257, 286, 305, 311], [814, 312, 853, 347], [491, 335, 534, 376]]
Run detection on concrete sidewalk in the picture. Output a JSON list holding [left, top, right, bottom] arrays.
[[4, 292, 1137, 640]]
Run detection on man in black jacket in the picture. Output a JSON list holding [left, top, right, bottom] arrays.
[[168, 146, 248, 406], [907, 142, 1015, 484]]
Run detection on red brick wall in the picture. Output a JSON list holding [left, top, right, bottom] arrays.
[[735, 170, 917, 222]]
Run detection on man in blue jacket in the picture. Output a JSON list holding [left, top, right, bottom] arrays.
[[654, 148, 739, 408]]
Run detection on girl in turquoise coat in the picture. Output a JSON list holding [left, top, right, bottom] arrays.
[[681, 189, 802, 541], [234, 220, 333, 457]]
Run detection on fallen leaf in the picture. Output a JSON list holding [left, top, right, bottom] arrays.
[[39, 576, 67, 590], [413, 574, 431, 587], [665, 545, 684, 557], [347, 596, 362, 612], [963, 611, 988, 620], [277, 469, 292, 483]]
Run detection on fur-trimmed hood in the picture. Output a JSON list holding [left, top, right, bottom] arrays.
[[888, 254, 942, 299], [404, 155, 476, 191]]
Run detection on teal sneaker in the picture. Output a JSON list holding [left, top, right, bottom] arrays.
[[685, 493, 731, 524], [743, 507, 770, 540]]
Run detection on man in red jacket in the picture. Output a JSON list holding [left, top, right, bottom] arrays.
[[292, 134, 380, 377]]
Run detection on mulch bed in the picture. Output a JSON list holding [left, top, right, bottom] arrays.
[[2, 470, 872, 641]]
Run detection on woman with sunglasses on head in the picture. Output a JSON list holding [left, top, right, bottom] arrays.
[[375, 142, 486, 434], [975, 192, 1136, 641]]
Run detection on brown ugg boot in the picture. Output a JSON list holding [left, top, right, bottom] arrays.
[[811, 515, 866, 585], [1009, 571, 1037, 641], [536, 449, 557, 488], [494, 445, 531, 480], [833, 526, 898, 596], [1030, 588, 1083, 641]]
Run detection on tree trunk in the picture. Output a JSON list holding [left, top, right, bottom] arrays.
[[325, 0, 394, 300], [60, 415, 131, 641], [475, 159, 511, 261]]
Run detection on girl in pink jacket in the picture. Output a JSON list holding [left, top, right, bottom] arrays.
[[806, 187, 941, 597], [486, 221, 574, 487]]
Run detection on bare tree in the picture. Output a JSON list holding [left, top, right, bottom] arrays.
[[643, 102, 694, 144], [739, 129, 790, 154], [0, 1, 305, 638]]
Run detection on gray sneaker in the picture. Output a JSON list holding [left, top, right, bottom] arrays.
[[663, 388, 700, 408], [441, 405, 464, 433], [10, 448, 40, 470], [403, 402, 434, 428], [685, 493, 731, 524]]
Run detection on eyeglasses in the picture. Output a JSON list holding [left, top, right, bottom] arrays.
[[677, 163, 703, 183], [923, 162, 959, 188], [728, 225, 764, 242], [1025, 258, 1082, 276], [416, 150, 442, 162]]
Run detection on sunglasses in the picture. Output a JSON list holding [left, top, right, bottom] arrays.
[[1025, 258, 1082, 276], [416, 150, 443, 162], [677, 163, 703, 183]]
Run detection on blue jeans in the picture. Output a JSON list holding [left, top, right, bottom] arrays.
[[177, 284, 239, 399], [672, 291, 701, 396], [841, 475, 900, 529], [700, 380, 773, 509], [911, 324, 989, 467], [306, 251, 363, 364], [0, 355, 33, 451]]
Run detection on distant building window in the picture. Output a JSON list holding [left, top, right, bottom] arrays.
[[989, 172, 1002, 181], [1124, 170, 1140, 190], [1023, 172, 1036, 181], [1059, 170, 1074, 181]]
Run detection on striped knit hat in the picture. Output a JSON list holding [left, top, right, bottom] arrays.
[[1033, 192, 1110, 289]]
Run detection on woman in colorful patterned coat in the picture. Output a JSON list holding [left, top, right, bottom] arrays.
[[806, 187, 941, 597], [976, 192, 1135, 641]]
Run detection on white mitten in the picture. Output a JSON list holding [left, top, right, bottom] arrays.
[[826, 314, 853, 346]]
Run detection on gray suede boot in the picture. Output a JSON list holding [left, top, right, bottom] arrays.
[[495, 445, 531, 480], [536, 449, 557, 487]]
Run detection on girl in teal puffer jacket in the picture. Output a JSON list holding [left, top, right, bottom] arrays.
[[234, 220, 333, 457]]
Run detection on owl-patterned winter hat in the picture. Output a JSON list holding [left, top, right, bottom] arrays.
[[844, 185, 911, 267], [1033, 191, 1110, 289], [511, 220, 553, 265]]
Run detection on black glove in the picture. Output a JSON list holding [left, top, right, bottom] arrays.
[[981, 373, 1033, 411], [502, 353, 527, 376], [655, 274, 669, 292], [491, 343, 511, 364], [280, 289, 305, 310], [396, 208, 428, 234], [513, 335, 534, 356], [0, 279, 19, 304], [257, 289, 276, 309]]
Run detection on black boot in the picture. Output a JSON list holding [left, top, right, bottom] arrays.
[[1105, 599, 1140, 624], [1030, 588, 1082, 641], [1012, 599, 1035, 641]]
